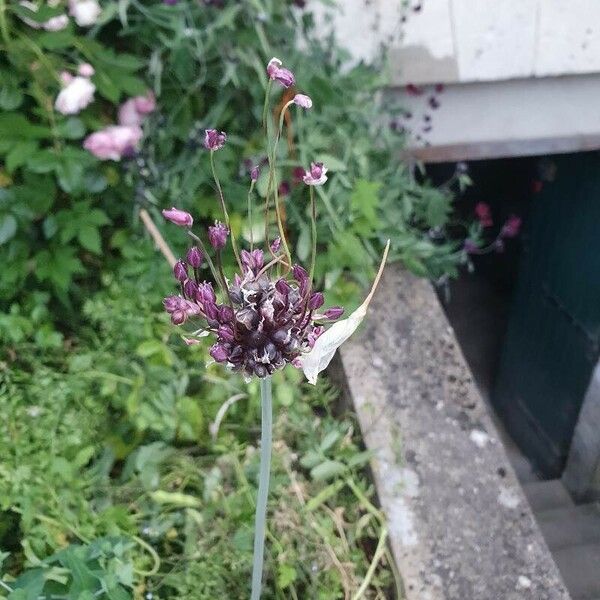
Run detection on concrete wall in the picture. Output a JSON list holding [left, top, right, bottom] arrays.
[[314, 0, 600, 85], [314, 0, 600, 160]]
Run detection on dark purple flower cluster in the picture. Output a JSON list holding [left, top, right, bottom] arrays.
[[163, 244, 343, 378]]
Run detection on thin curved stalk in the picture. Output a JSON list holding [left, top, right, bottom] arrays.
[[250, 376, 273, 600], [309, 186, 317, 284]]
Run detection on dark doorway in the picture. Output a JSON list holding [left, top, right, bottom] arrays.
[[429, 152, 600, 478]]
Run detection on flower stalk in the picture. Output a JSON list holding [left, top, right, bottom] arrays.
[[250, 376, 273, 600]]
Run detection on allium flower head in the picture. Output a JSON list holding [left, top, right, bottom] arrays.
[[293, 94, 312, 109], [266, 57, 295, 88], [162, 207, 193, 228], [204, 129, 227, 151], [208, 221, 229, 249], [303, 162, 328, 186]]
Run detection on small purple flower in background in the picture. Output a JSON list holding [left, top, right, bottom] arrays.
[[266, 57, 295, 88], [303, 162, 328, 186], [163, 0, 178, 4], [474, 202, 493, 227], [204, 129, 227, 151], [162, 207, 193, 228], [270, 237, 281, 254], [250, 165, 260, 182], [278, 181, 290, 196], [208, 221, 229, 249], [293, 93, 312, 109], [501, 215, 521, 238], [494, 239, 505, 253]]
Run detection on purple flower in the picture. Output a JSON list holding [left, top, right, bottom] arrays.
[[186, 246, 203, 268], [293, 94, 312, 109], [162, 207, 193, 228], [208, 221, 229, 250], [303, 162, 328, 186], [501, 215, 521, 238], [270, 237, 281, 254], [241, 249, 264, 274], [474, 202, 492, 227], [324, 306, 344, 320], [308, 292, 324, 310], [171, 310, 187, 325], [184, 279, 198, 298], [196, 282, 216, 305], [250, 165, 260, 182], [266, 57, 295, 88], [204, 129, 227, 151], [210, 343, 230, 363], [494, 239, 505, 253], [173, 260, 188, 282]]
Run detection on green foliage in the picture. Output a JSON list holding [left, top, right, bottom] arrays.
[[0, 240, 398, 598]]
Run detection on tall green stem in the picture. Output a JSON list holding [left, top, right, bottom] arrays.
[[250, 376, 273, 600], [210, 150, 242, 270], [309, 186, 317, 284]]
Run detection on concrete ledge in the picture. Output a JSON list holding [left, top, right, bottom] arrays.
[[338, 267, 569, 599]]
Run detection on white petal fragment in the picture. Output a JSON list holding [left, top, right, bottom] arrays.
[[300, 240, 390, 384]]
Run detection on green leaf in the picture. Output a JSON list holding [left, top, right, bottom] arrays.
[[150, 490, 201, 508], [27, 149, 61, 173], [319, 430, 341, 453], [0, 113, 50, 139], [277, 564, 297, 589], [310, 460, 347, 481], [0, 215, 17, 245], [6, 141, 38, 173], [56, 159, 84, 193], [37, 29, 75, 50], [0, 82, 23, 111], [78, 225, 102, 254], [57, 117, 86, 140]]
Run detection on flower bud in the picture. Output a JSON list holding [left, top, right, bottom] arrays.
[[196, 282, 217, 305], [171, 310, 186, 325], [162, 207, 193, 228], [293, 93, 312, 109], [208, 221, 229, 250], [186, 246, 203, 268], [266, 57, 295, 88], [270, 237, 281, 254], [292, 265, 309, 293], [241, 249, 264, 273], [204, 129, 227, 151], [500, 215, 521, 238], [308, 292, 324, 310], [250, 165, 260, 182], [183, 279, 198, 299], [210, 343, 230, 363], [275, 278, 290, 296], [324, 306, 344, 320], [217, 325, 235, 343], [218, 305, 234, 322], [173, 260, 188, 282], [163, 295, 184, 313]]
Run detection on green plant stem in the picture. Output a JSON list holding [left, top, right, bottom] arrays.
[[248, 180, 255, 251], [262, 79, 273, 133], [210, 150, 242, 270], [351, 526, 388, 600], [0, 0, 10, 47], [250, 376, 273, 600], [187, 231, 221, 289], [309, 186, 317, 284]]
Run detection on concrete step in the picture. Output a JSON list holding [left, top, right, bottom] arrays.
[[537, 504, 600, 550], [553, 544, 600, 599], [523, 479, 574, 512]]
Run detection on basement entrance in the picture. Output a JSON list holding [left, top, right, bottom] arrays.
[[429, 151, 600, 480]]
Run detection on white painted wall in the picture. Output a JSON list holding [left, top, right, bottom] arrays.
[[314, 0, 600, 84]]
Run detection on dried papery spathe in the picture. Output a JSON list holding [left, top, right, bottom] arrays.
[[300, 240, 390, 384]]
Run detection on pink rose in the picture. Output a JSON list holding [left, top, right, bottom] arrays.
[[55, 76, 95, 115], [118, 92, 156, 127], [83, 125, 143, 161]]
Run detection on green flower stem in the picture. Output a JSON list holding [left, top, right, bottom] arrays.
[[248, 180, 255, 251], [0, 0, 10, 48], [262, 79, 273, 133], [210, 150, 242, 270], [250, 376, 273, 600], [309, 185, 317, 284]]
